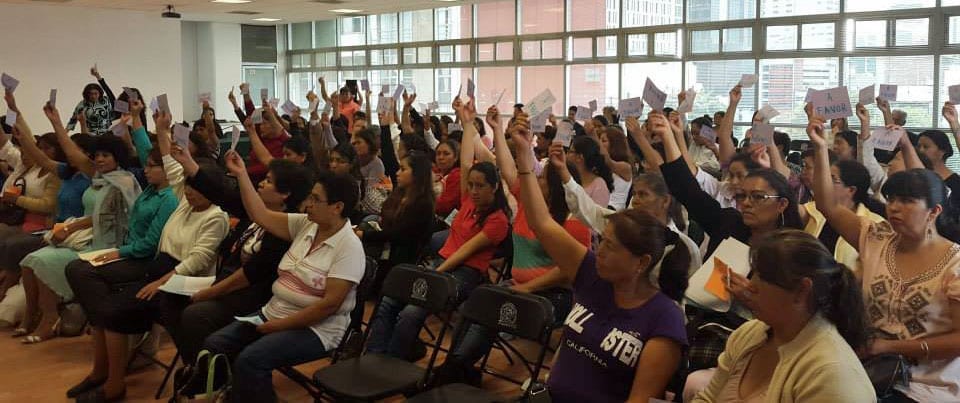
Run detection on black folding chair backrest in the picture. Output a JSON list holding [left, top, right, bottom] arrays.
[[378, 264, 459, 313], [358, 256, 379, 302], [458, 285, 555, 399]]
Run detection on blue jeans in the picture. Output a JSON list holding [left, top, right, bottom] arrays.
[[366, 265, 484, 359], [201, 320, 329, 403], [448, 285, 572, 365]]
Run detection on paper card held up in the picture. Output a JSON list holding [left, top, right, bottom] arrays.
[[114, 100, 129, 114], [704, 258, 732, 302], [467, 78, 476, 98], [870, 126, 904, 151], [575, 106, 593, 121], [699, 125, 717, 143], [878, 84, 897, 101], [556, 121, 575, 147], [525, 89, 556, 119], [1, 73, 19, 92], [738, 74, 758, 88], [642, 78, 667, 112], [859, 85, 875, 106], [230, 125, 241, 151], [751, 123, 775, 147], [588, 100, 598, 111], [173, 124, 191, 150], [619, 97, 644, 118], [4, 110, 17, 127], [949, 84, 960, 104], [810, 86, 852, 120]]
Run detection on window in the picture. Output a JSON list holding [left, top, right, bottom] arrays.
[[767, 25, 797, 51], [691, 30, 720, 54], [477, 67, 517, 112], [340, 50, 365, 67], [940, 55, 960, 128], [436, 68, 473, 109], [290, 53, 312, 69], [521, 0, 564, 34], [950, 16, 960, 45], [242, 25, 278, 63], [435, 6, 472, 40], [400, 69, 435, 105], [477, 1, 515, 37], [568, 64, 619, 111], [288, 72, 314, 107], [291, 22, 312, 50], [761, 0, 838, 16], [497, 42, 514, 61], [855, 20, 887, 48], [339, 17, 365, 46], [654, 31, 681, 57], [686, 60, 756, 122], [400, 10, 433, 43], [569, 0, 617, 31], [314, 20, 337, 48], [895, 18, 928, 47], [367, 13, 398, 45], [723, 28, 752, 52], [573, 37, 593, 59], [597, 36, 617, 57], [845, 56, 934, 127], [622, 0, 681, 28], [845, 0, 934, 12], [801, 23, 834, 49], [478, 43, 495, 62], [543, 40, 563, 59], [520, 66, 563, 108], [687, 0, 755, 23], [759, 58, 840, 126], [627, 34, 648, 56], [621, 62, 682, 102]]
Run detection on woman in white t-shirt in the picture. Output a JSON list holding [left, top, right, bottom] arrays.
[[810, 119, 960, 402], [199, 151, 365, 403]]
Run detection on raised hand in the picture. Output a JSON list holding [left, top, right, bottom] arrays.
[[806, 115, 827, 148], [647, 112, 671, 138], [855, 103, 869, 123], [90, 65, 101, 80], [154, 110, 172, 133], [876, 97, 891, 113], [943, 102, 958, 125], [224, 150, 247, 176], [729, 85, 743, 105], [228, 87, 237, 106], [485, 105, 500, 130], [43, 103, 62, 123], [402, 91, 417, 107]]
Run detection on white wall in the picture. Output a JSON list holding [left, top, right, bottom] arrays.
[[181, 21, 243, 123], [0, 3, 184, 131]]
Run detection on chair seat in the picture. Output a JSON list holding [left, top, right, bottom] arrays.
[[405, 383, 503, 403], [313, 353, 426, 400]]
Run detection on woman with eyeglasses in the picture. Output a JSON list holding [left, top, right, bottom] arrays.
[[365, 96, 510, 361], [810, 115, 960, 403]]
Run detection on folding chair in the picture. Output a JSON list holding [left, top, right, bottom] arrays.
[[311, 264, 459, 401], [125, 325, 179, 399], [406, 285, 555, 403], [278, 256, 379, 400]]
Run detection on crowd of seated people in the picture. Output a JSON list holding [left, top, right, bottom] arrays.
[[1, 65, 960, 403]]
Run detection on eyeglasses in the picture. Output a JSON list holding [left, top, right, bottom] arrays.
[[305, 194, 329, 205], [733, 192, 784, 204]]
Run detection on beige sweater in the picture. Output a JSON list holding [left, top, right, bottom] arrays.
[[693, 315, 876, 403]]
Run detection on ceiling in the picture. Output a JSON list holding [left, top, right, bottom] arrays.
[[0, 0, 476, 24]]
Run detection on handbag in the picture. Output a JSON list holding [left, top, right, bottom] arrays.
[[862, 353, 911, 398], [173, 350, 233, 403], [0, 203, 25, 226], [42, 217, 93, 251]]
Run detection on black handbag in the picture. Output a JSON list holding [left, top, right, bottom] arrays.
[[0, 203, 25, 226], [862, 353, 911, 398]]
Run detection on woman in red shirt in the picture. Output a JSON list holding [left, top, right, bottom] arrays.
[[434, 139, 461, 217]]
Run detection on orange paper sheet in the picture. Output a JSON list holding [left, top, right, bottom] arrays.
[[5, 186, 21, 196], [52, 223, 65, 234], [704, 257, 731, 302]]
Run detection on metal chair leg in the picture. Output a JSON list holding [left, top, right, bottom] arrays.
[[155, 352, 180, 399]]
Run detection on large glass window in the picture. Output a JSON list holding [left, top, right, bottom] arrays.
[[477, 1, 516, 37], [845, 0, 934, 12], [338, 17, 365, 46], [520, 66, 564, 107], [761, 0, 839, 16], [686, 60, 756, 122], [521, 0, 564, 34], [760, 58, 839, 126], [367, 13, 398, 45], [568, 64, 620, 111], [435, 6, 473, 40], [621, 62, 683, 103], [477, 67, 517, 114], [688, 0, 756, 23], [845, 56, 934, 127], [400, 10, 433, 42], [570, 0, 618, 31], [291, 22, 312, 50]]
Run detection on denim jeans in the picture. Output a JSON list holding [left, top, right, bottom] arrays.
[[201, 320, 329, 403], [448, 285, 572, 365], [366, 265, 484, 359]]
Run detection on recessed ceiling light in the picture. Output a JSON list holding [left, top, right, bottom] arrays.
[[436, 0, 459, 2], [212, 0, 252, 3], [329, 8, 362, 13], [252, 17, 281, 21]]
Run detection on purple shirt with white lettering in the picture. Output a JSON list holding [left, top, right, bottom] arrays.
[[547, 251, 687, 402]]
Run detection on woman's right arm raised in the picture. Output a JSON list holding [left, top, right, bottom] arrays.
[[42, 102, 95, 177]]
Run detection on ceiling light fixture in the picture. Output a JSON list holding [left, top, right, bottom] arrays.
[[329, 8, 363, 13], [161, 5, 181, 19], [252, 17, 281, 21]]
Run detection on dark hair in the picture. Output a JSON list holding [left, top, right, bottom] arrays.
[[801, 148, 839, 165], [429, 116, 441, 135], [882, 169, 960, 243], [773, 131, 791, 156], [36, 133, 66, 163], [604, 126, 632, 165], [751, 229, 868, 350], [606, 209, 691, 302], [833, 160, 885, 216], [919, 130, 954, 161], [399, 133, 430, 157], [592, 115, 609, 127], [546, 161, 581, 224], [835, 130, 858, 158], [568, 106, 578, 113], [382, 151, 435, 227], [473, 117, 486, 137], [81, 83, 104, 103], [714, 111, 726, 119], [91, 134, 132, 169], [436, 139, 461, 174], [745, 168, 803, 229], [691, 115, 713, 129], [354, 126, 380, 155], [467, 161, 512, 228], [268, 159, 314, 213], [571, 136, 614, 192], [729, 152, 762, 172], [633, 173, 686, 232], [188, 129, 215, 160], [117, 87, 148, 130], [316, 170, 360, 219], [283, 136, 315, 168]]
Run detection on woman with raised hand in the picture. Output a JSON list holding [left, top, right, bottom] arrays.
[[244, 103, 291, 184], [67, 66, 114, 135], [692, 230, 874, 402], [512, 111, 690, 403], [592, 122, 633, 211], [66, 110, 229, 403], [17, 102, 141, 346], [365, 96, 511, 361], [568, 135, 614, 208], [0, 92, 64, 301], [810, 115, 960, 402]]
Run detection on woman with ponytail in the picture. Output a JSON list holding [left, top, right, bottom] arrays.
[[692, 230, 874, 402], [809, 116, 960, 402], [512, 112, 689, 402]]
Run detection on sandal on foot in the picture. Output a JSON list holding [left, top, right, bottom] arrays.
[[21, 319, 60, 344], [11, 327, 29, 337]]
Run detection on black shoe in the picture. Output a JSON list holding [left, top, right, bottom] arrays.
[[66, 377, 106, 398], [74, 386, 125, 403]]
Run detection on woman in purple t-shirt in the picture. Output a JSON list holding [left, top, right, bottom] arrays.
[[512, 114, 691, 403]]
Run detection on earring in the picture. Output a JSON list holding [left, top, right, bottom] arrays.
[[779, 211, 785, 228]]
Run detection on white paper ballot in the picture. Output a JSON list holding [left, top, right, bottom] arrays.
[[110, 121, 127, 137], [158, 275, 215, 296], [268, 98, 280, 110], [198, 93, 211, 104], [260, 88, 269, 100], [230, 125, 241, 151], [173, 124, 191, 150], [376, 96, 389, 114], [870, 126, 904, 151], [251, 108, 264, 125], [751, 123, 775, 147], [879, 84, 898, 101], [618, 97, 644, 118], [448, 123, 463, 132], [392, 84, 406, 103], [360, 79, 370, 92], [49, 89, 57, 108], [525, 89, 557, 119], [738, 74, 758, 88], [531, 114, 548, 133], [575, 106, 593, 121], [158, 94, 170, 114], [149, 97, 159, 114], [123, 87, 139, 102], [467, 78, 476, 98], [859, 85, 875, 106], [114, 100, 129, 114], [77, 248, 125, 267], [677, 88, 697, 113], [234, 313, 265, 326], [756, 104, 780, 122], [950, 85, 960, 104], [494, 89, 506, 106], [810, 86, 852, 120], [804, 88, 817, 103], [699, 125, 717, 143], [588, 100, 598, 112], [642, 78, 667, 112], [556, 121, 575, 147], [281, 100, 298, 116], [1, 73, 19, 92], [4, 110, 17, 126]]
